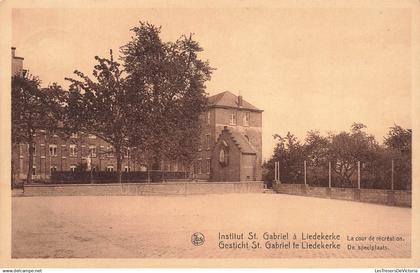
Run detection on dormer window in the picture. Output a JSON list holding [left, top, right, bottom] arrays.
[[229, 112, 236, 125]]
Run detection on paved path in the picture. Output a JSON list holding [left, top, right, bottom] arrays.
[[12, 194, 411, 258]]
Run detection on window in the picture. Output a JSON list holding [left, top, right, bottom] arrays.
[[219, 149, 225, 163], [219, 148, 229, 166], [125, 148, 130, 158], [70, 165, 76, 172], [28, 144, 36, 156], [88, 134, 97, 139], [124, 166, 130, 172], [69, 145, 77, 157], [206, 134, 211, 150], [197, 159, 202, 174], [50, 166, 57, 173], [32, 166, 36, 175], [89, 145, 97, 157], [229, 112, 236, 125], [50, 129, 58, 137], [99, 146, 104, 157], [19, 144, 24, 158], [243, 112, 250, 126], [206, 159, 211, 174], [107, 146, 114, 157], [106, 165, 114, 172], [40, 144, 45, 158], [70, 133, 78, 138], [49, 145, 57, 156], [207, 111, 211, 125]]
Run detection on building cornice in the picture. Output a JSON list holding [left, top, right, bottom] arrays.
[[208, 105, 264, 113]]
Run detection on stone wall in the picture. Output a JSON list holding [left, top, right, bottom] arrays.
[[273, 182, 411, 207], [305, 186, 329, 198], [23, 181, 264, 196], [330, 187, 356, 201]]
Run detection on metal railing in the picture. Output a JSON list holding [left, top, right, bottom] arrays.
[[273, 160, 411, 190]]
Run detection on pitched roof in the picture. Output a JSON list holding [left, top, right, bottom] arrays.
[[208, 91, 262, 112], [218, 126, 257, 154]]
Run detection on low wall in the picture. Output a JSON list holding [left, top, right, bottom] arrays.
[[23, 181, 264, 196], [273, 183, 411, 207], [330, 187, 357, 201]]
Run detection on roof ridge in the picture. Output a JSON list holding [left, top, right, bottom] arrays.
[[207, 91, 262, 112]]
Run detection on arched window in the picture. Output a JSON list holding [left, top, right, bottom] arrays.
[[219, 149, 225, 163], [219, 147, 229, 166]]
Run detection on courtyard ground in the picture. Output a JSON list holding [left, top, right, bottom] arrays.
[[12, 193, 411, 258]]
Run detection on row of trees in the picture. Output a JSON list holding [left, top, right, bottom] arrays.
[[12, 22, 213, 184], [264, 123, 412, 190]]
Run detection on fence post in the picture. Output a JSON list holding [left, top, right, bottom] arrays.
[[328, 161, 331, 188], [304, 160, 307, 186], [391, 159, 394, 191], [357, 161, 361, 189]]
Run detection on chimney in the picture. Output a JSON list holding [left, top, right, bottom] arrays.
[[11, 47, 16, 57], [238, 95, 243, 107]]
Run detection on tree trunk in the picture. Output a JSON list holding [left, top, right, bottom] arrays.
[[115, 146, 122, 184], [26, 141, 34, 185], [152, 155, 161, 182]]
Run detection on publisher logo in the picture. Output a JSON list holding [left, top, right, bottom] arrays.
[[191, 232, 205, 246]]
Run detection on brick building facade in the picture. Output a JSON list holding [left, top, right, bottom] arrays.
[[195, 91, 263, 181], [11, 48, 263, 182], [11, 132, 143, 182]]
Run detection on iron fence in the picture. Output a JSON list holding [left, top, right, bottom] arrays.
[[273, 159, 411, 190]]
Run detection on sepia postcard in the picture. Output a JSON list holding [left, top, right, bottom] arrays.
[[0, 0, 419, 269]]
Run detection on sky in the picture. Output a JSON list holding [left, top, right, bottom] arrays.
[[12, 8, 412, 160]]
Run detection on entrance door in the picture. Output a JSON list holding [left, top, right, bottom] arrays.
[[242, 154, 256, 181]]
